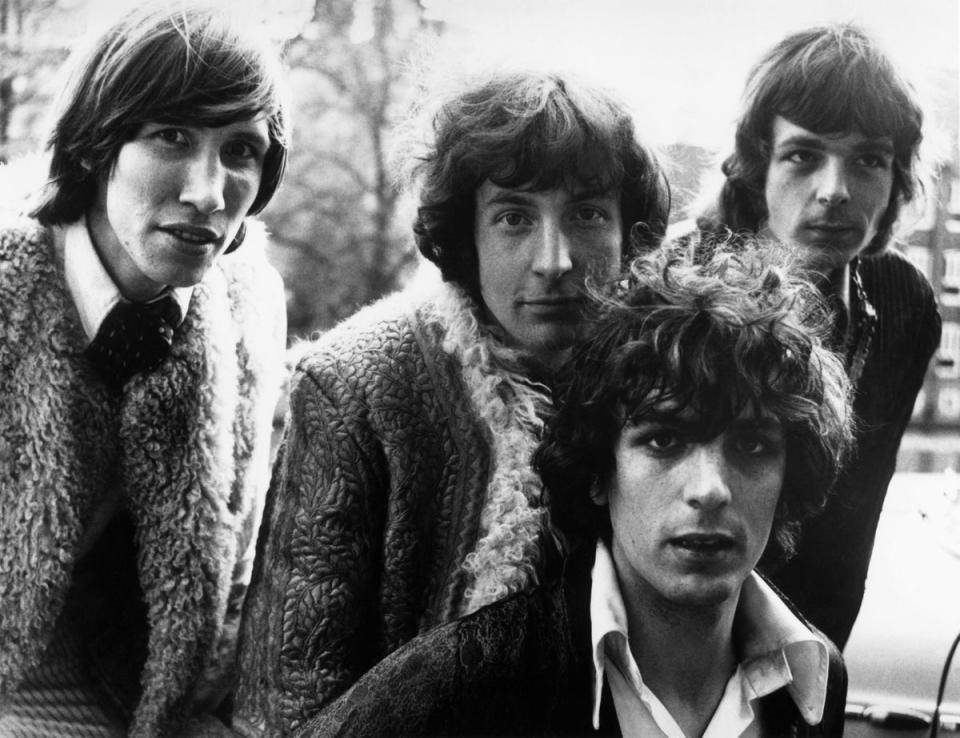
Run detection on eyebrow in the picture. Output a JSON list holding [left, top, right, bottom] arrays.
[[773, 134, 894, 156], [478, 187, 615, 208]]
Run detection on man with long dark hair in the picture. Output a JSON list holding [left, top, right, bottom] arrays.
[[676, 23, 942, 649], [0, 5, 289, 734]]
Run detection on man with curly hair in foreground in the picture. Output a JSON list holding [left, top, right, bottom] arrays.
[[292, 243, 855, 737]]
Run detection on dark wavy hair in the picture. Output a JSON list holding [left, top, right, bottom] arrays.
[[404, 71, 670, 296], [711, 23, 923, 254], [534, 240, 854, 563], [31, 3, 290, 241]]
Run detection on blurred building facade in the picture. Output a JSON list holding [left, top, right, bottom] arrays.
[[900, 162, 960, 472]]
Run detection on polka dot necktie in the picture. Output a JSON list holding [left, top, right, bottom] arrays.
[[85, 295, 182, 388]]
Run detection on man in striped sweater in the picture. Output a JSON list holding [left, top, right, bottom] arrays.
[[672, 23, 942, 649]]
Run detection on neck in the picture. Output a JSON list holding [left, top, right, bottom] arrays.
[[623, 582, 739, 737]]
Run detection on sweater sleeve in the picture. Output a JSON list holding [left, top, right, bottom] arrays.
[[232, 354, 390, 734]]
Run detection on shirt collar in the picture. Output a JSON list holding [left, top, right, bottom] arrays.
[[63, 217, 192, 343], [589, 540, 829, 730]]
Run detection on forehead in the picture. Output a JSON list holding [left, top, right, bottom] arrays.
[[475, 179, 618, 207], [622, 395, 782, 428], [770, 115, 894, 153]]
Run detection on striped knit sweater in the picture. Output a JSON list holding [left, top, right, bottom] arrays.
[[764, 248, 941, 649]]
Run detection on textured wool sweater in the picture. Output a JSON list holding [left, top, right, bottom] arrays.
[[0, 218, 285, 737], [233, 277, 552, 735]]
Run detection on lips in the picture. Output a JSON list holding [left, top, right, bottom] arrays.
[[160, 224, 222, 245], [668, 532, 737, 555], [520, 296, 582, 307], [803, 221, 861, 237]]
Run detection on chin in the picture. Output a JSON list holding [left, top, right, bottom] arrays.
[[664, 577, 740, 609]]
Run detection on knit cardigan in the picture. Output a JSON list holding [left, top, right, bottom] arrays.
[[765, 248, 941, 649], [0, 218, 285, 736], [233, 276, 552, 735]]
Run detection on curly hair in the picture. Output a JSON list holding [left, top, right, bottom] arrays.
[[402, 71, 670, 297], [712, 23, 923, 254], [31, 3, 290, 232], [534, 239, 854, 562]]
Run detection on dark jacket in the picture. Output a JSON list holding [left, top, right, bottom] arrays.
[[763, 249, 941, 648], [299, 546, 848, 737]]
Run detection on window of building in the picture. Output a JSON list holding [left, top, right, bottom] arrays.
[[936, 321, 960, 379], [937, 386, 960, 421]]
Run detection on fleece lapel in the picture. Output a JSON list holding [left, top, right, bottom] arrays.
[[0, 228, 121, 694], [119, 265, 240, 736]]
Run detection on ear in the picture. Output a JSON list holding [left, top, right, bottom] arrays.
[[589, 477, 608, 507]]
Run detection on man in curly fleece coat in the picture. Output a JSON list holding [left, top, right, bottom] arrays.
[[233, 71, 670, 734], [0, 6, 288, 736]]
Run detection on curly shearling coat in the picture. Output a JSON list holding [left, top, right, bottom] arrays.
[[233, 278, 551, 735], [0, 218, 285, 736]]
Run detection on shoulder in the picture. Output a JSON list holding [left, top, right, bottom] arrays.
[[295, 274, 466, 390], [859, 248, 941, 352], [300, 578, 579, 736], [859, 248, 936, 309], [0, 218, 54, 273], [0, 219, 60, 313]]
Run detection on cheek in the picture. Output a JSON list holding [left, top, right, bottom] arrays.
[[476, 240, 515, 300], [226, 172, 262, 214]]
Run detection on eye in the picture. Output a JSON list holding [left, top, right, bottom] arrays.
[[783, 149, 818, 166], [647, 431, 679, 450], [496, 211, 531, 227], [731, 428, 784, 458], [224, 139, 262, 161], [152, 128, 188, 146], [573, 205, 607, 223], [855, 152, 891, 170]]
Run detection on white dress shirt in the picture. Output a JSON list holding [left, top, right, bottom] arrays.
[[590, 541, 829, 737]]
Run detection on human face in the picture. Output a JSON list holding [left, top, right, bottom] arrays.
[[597, 405, 786, 611], [474, 181, 622, 368], [763, 116, 894, 274], [88, 118, 270, 300]]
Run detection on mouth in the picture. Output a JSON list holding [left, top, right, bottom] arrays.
[[804, 222, 859, 236], [520, 296, 582, 307], [668, 532, 737, 556], [160, 224, 222, 246]]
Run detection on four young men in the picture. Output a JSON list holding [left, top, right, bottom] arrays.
[[1, 9, 943, 738]]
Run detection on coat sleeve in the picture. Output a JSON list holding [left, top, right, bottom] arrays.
[[232, 353, 390, 735]]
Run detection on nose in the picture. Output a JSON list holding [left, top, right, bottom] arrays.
[[682, 443, 733, 512], [531, 217, 573, 279], [179, 150, 226, 214], [816, 158, 850, 207]]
